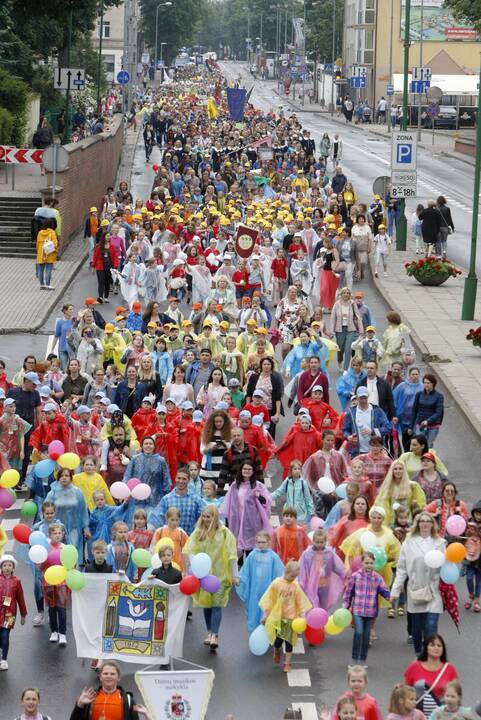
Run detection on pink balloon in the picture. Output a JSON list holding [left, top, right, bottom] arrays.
[[310, 516, 324, 531], [306, 607, 329, 629], [131, 483, 151, 501], [351, 556, 362, 572], [0, 488, 14, 509], [127, 478, 141, 491], [446, 515, 467, 536], [48, 548, 61, 565], [110, 481, 131, 500], [48, 440, 65, 457], [200, 574, 221, 593]]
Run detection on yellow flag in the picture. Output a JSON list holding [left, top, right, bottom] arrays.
[[207, 97, 218, 120]]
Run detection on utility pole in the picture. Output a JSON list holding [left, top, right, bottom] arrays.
[[387, 0, 393, 133], [330, 0, 336, 116], [396, 0, 411, 250], [64, 4, 73, 143], [302, 0, 306, 106], [96, 0, 104, 114], [284, 7, 288, 52], [461, 54, 481, 320], [416, 0, 424, 141]]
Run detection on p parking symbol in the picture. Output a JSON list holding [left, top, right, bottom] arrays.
[[397, 144, 412, 164]]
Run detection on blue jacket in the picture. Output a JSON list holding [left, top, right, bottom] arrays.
[[411, 389, 444, 428], [113, 380, 147, 414], [186, 360, 215, 387], [342, 404, 391, 456]]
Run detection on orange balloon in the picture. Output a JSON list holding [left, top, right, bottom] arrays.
[[445, 542, 466, 563]]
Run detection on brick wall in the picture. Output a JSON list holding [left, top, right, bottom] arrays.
[[43, 116, 125, 253]]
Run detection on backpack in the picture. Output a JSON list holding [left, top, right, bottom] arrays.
[[226, 445, 256, 464]]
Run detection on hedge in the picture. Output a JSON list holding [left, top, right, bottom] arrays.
[[0, 68, 29, 146]]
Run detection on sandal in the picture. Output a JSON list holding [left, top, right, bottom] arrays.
[[283, 662, 292, 673], [397, 607, 405, 616], [387, 608, 395, 618], [473, 600, 481, 613], [204, 634, 212, 645], [465, 597, 474, 610]]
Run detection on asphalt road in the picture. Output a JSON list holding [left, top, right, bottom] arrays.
[[1, 70, 481, 720]]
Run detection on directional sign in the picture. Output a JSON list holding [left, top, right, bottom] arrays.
[[117, 70, 130, 85], [391, 131, 417, 171], [0, 146, 44, 164], [412, 66, 432, 82], [54, 67, 86, 91], [387, 84, 394, 96], [350, 77, 366, 88], [351, 65, 367, 78], [410, 80, 430, 94]]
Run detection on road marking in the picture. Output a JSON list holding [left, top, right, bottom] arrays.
[[292, 637, 305, 654], [291, 702, 319, 720], [2, 518, 19, 531], [287, 668, 311, 686]]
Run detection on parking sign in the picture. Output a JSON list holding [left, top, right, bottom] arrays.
[[391, 131, 417, 171]]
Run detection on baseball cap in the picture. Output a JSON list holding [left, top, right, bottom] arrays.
[[90, 206, 98, 213], [156, 404, 167, 414], [94, 390, 105, 397], [422, 452, 436, 463], [0, 389, 5, 400], [246, 319, 257, 326], [219, 321, 229, 329], [354, 291, 364, 298], [356, 387, 369, 397], [24, 372, 40, 385], [77, 405, 92, 415], [312, 385, 324, 393], [214, 401, 229, 411], [85, 296, 97, 305], [39, 385, 52, 397], [252, 389, 265, 397], [142, 397, 153, 404], [132, 301, 141, 311], [252, 414, 264, 426], [366, 325, 376, 332], [203, 320, 213, 327], [115, 315, 125, 323], [147, 321, 157, 328], [228, 378, 240, 387], [4, 398, 15, 407], [100, 397, 110, 406], [239, 410, 252, 419], [193, 410, 204, 422], [105, 323, 114, 333], [181, 401, 194, 411], [44, 402, 57, 412], [107, 404, 120, 413]]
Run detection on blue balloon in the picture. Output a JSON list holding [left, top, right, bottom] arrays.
[[249, 624, 270, 656], [29, 530, 49, 549], [35, 459, 56, 478], [440, 561, 460, 584], [191, 552, 212, 579], [336, 483, 347, 499]]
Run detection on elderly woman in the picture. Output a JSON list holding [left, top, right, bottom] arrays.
[[376, 459, 426, 526], [206, 276, 238, 323], [390, 511, 446, 656], [381, 311, 413, 372], [329, 287, 363, 371], [425, 481, 468, 538]]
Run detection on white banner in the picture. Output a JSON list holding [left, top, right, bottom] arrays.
[[72, 575, 189, 665], [135, 666, 214, 720]]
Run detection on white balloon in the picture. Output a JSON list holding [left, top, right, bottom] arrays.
[[424, 549, 445, 569], [317, 476, 335, 494], [29, 544, 48, 564], [151, 554, 162, 569], [307, 530, 315, 541], [360, 530, 377, 551]]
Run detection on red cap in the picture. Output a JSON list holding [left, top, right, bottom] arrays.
[[85, 297, 97, 306]]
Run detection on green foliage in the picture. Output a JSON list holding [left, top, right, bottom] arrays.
[[444, 0, 481, 32], [0, 107, 14, 144], [0, 66, 29, 145], [306, 0, 344, 61], [140, 0, 205, 62]]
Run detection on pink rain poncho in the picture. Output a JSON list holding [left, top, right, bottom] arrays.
[[220, 481, 273, 552], [298, 546, 346, 610]]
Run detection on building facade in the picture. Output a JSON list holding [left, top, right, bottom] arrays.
[[91, 1, 140, 85]]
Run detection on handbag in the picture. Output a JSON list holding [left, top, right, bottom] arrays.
[[438, 209, 452, 235], [170, 277, 186, 289], [332, 259, 347, 272], [409, 585, 433, 603]]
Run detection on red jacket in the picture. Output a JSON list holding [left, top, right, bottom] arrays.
[[0, 575, 27, 627], [29, 412, 71, 450], [91, 244, 119, 271]]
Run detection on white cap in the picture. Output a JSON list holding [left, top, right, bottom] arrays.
[[44, 402, 57, 412]]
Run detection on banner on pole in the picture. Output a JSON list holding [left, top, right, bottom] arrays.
[[235, 224, 259, 258], [226, 87, 247, 121], [135, 662, 215, 720]]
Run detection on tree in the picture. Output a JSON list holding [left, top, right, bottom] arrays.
[[443, 0, 481, 32], [140, 0, 205, 63]]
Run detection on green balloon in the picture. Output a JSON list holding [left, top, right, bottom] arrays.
[[371, 546, 387, 571], [60, 544, 79, 570], [132, 548, 152, 568], [66, 569, 85, 591], [332, 608, 352, 629], [21, 500, 38, 518]]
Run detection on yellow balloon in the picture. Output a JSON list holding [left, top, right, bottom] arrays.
[[291, 617, 307, 634], [57, 452, 81, 470], [172, 562, 181, 571], [155, 537, 175, 553], [44, 565, 67, 586], [0, 469, 20, 488], [325, 617, 344, 636]]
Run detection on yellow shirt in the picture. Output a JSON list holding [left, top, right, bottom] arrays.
[[73, 472, 114, 511]]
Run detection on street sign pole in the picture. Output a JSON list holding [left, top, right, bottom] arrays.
[[64, 6, 73, 144], [97, 1, 104, 114], [461, 55, 481, 320], [396, 0, 411, 251]]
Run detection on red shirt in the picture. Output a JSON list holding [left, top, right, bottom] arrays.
[[404, 660, 458, 700], [271, 258, 288, 280]]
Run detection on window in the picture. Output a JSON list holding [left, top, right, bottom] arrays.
[[357, 0, 375, 24], [96, 20, 110, 38], [103, 55, 115, 74]]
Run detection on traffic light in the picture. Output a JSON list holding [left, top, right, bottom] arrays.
[[334, 70, 343, 82]]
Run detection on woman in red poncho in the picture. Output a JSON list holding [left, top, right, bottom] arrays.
[[275, 414, 323, 478], [151, 404, 178, 484]]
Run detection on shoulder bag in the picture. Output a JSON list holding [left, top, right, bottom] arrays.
[[415, 662, 448, 708]]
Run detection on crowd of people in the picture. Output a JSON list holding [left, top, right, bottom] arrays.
[[2, 62, 475, 720]]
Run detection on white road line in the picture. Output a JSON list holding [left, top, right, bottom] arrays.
[[2, 518, 19, 531], [287, 668, 311, 687], [292, 637, 305, 654], [4, 540, 14, 552], [291, 702, 319, 720]]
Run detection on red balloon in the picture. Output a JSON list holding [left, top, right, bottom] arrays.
[[50, 452, 60, 461], [305, 625, 325, 645], [13, 523, 32, 544], [152, 164, 159, 172], [179, 575, 201, 595]]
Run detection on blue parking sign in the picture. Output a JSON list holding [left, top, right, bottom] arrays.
[[396, 144, 412, 164]]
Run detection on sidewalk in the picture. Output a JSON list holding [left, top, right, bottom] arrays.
[[0, 124, 141, 334]]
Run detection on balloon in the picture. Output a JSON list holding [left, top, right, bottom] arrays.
[[127, 477, 141, 491], [151, 554, 162, 569], [180, 575, 201, 595], [325, 617, 344, 635], [332, 608, 352, 629], [21, 500, 38, 518], [336, 483, 348, 499], [13, 523, 32, 544], [0, 468, 20, 488], [291, 617, 307, 634], [66, 569, 85, 591], [248, 624, 270, 655], [310, 516, 324, 531], [0, 487, 15, 509], [48, 548, 61, 566], [60, 544, 78, 570], [34, 459, 57, 478], [152, 164, 159, 172], [29, 530, 49, 548], [317, 476, 335, 494], [48, 440, 65, 460], [44, 565, 67, 585], [351, 556, 362, 572], [304, 625, 325, 645], [131, 483, 152, 501], [110, 481, 131, 500], [155, 537, 175, 553], [307, 530, 314, 541], [445, 542, 466, 564], [360, 531, 377, 551], [424, 549, 445, 569], [306, 607, 329, 629], [28, 544, 48, 564], [446, 516, 467, 537], [132, 548, 152, 568], [57, 452, 81, 470], [200, 574, 221, 593], [440, 561, 460, 584], [191, 552, 212, 579], [370, 546, 387, 571]]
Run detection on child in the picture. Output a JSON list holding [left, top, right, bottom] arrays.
[[373, 224, 391, 277], [259, 560, 311, 672], [150, 507, 188, 572], [88, 490, 129, 557], [73, 455, 114, 511], [26, 445, 56, 514], [322, 697, 358, 720], [0, 554, 27, 670], [343, 551, 391, 665], [429, 681, 476, 720], [271, 507, 311, 564], [353, 326, 385, 365], [236, 530, 284, 632], [84, 539, 113, 573], [131, 397, 157, 443], [299, 528, 346, 611], [43, 523, 68, 646], [411, 205, 423, 255], [149, 545, 183, 584], [271, 248, 288, 305], [332, 665, 382, 720], [463, 521, 481, 612], [30, 502, 66, 627], [128, 508, 154, 549], [271, 460, 315, 526], [187, 460, 203, 496], [16, 687, 52, 720], [386, 684, 424, 720], [202, 479, 223, 509], [106, 521, 135, 580]]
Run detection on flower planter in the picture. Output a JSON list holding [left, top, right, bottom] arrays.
[[413, 272, 450, 286]]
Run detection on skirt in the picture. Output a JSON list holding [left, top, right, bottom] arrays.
[[320, 270, 340, 310]]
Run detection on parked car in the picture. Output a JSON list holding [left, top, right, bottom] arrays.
[[423, 105, 457, 129]]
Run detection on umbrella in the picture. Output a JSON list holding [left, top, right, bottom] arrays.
[[439, 579, 460, 632]]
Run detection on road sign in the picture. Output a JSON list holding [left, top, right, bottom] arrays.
[[372, 175, 391, 198], [391, 131, 417, 171], [412, 66, 432, 82], [351, 65, 367, 78], [390, 184, 417, 199], [0, 146, 44, 164], [335, 57, 343, 67], [323, 63, 333, 73], [410, 80, 430, 94], [117, 70, 130, 85], [350, 77, 366, 88], [387, 84, 394, 96], [141, 52, 150, 64], [54, 67, 86, 91], [42, 144, 69, 173]]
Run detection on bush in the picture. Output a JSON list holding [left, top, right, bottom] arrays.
[[0, 108, 14, 144], [0, 67, 30, 146]]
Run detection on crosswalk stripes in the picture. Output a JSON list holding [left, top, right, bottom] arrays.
[[291, 702, 319, 720], [287, 668, 312, 687]]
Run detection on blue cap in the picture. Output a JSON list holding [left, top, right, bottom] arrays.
[[24, 372, 40, 385], [77, 405, 92, 415]]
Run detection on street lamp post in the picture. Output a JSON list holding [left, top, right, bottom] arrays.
[[243, 6, 251, 64], [160, 42, 166, 67], [395, 0, 410, 250], [154, 2, 172, 72], [330, 0, 336, 116]]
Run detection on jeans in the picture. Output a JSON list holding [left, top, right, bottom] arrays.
[[415, 425, 439, 447], [36, 262, 53, 286], [59, 350, 73, 372], [0, 627, 10, 660], [388, 208, 400, 237], [49, 607, 67, 634], [203, 607, 222, 634], [411, 611, 439, 656], [466, 566, 481, 597], [33, 566, 44, 612], [436, 226, 449, 257], [336, 327, 359, 370], [352, 615, 374, 662]]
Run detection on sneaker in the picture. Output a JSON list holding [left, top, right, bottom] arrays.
[[0, 659, 8, 670], [49, 632, 59, 643], [33, 612, 44, 626], [58, 634, 67, 646], [97, 297, 104, 304], [407, 635, 413, 645], [46, 285, 55, 290], [103, 298, 110, 303]]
